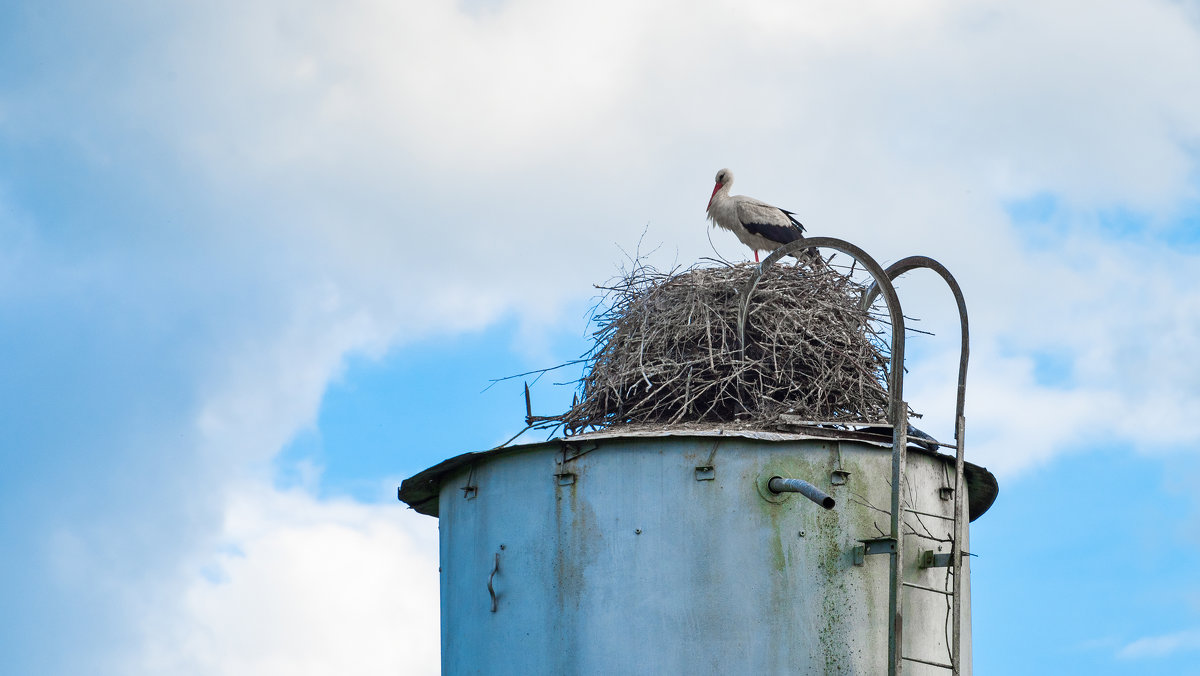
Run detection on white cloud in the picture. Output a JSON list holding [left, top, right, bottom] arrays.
[[131, 484, 440, 676], [1118, 626, 1200, 659]]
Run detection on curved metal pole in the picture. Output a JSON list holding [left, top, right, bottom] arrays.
[[861, 256, 968, 425], [862, 255, 970, 675], [738, 237, 906, 420], [737, 237, 908, 675]]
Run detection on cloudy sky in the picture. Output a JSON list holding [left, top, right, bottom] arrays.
[[3, 1, 1200, 673]]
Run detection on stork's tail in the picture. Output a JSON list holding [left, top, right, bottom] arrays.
[[781, 236, 826, 268]]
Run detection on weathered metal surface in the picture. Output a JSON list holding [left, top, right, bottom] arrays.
[[421, 434, 975, 676], [398, 428, 998, 522]]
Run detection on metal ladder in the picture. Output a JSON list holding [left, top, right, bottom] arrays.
[[745, 244, 970, 675], [866, 257, 970, 675], [889, 411, 966, 674]]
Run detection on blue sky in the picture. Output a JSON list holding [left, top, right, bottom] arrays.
[[3, 1, 1200, 674]]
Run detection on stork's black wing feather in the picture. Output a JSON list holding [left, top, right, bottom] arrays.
[[743, 219, 805, 245], [735, 198, 806, 244], [776, 208, 806, 232]]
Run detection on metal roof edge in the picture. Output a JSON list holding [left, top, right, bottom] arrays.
[[398, 427, 997, 521]]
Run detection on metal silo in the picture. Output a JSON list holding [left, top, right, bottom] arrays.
[[399, 239, 998, 675]]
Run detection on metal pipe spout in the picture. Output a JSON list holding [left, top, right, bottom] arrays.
[[767, 476, 835, 509]]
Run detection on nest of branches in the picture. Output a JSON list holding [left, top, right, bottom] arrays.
[[546, 258, 895, 434]]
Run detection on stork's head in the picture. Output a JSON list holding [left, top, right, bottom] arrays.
[[708, 168, 733, 210]]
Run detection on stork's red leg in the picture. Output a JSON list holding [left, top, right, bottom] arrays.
[[754, 250, 760, 263]]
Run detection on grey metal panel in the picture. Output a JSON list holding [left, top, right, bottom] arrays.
[[398, 429, 998, 522], [431, 436, 972, 675]]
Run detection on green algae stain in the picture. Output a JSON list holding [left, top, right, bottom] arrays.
[[758, 444, 859, 674], [756, 442, 896, 673]]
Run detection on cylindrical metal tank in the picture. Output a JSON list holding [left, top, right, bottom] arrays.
[[399, 429, 997, 675]]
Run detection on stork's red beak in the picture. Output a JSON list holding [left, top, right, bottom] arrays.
[[707, 182, 722, 211]]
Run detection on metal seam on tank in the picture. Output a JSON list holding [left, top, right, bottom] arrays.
[[815, 446, 851, 674], [554, 452, 585, 673]]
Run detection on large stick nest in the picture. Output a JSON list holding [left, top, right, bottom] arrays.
[[548, 259, 897, 434]]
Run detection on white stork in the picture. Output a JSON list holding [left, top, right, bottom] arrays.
[[705, 168, 805, 262]]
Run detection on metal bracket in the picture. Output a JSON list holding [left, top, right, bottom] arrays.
[[694, 466, 715, 481], [555, 473, 576, 486], [558, 442, 599, 465], [831, 469, 850, 485], [939, 486, 954, 501], [919, 550, 952, 569], [461, 485, 478, 500], [853, 537, 897, 566]]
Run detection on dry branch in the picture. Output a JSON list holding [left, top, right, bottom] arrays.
[[539, 258, 904, 435]]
